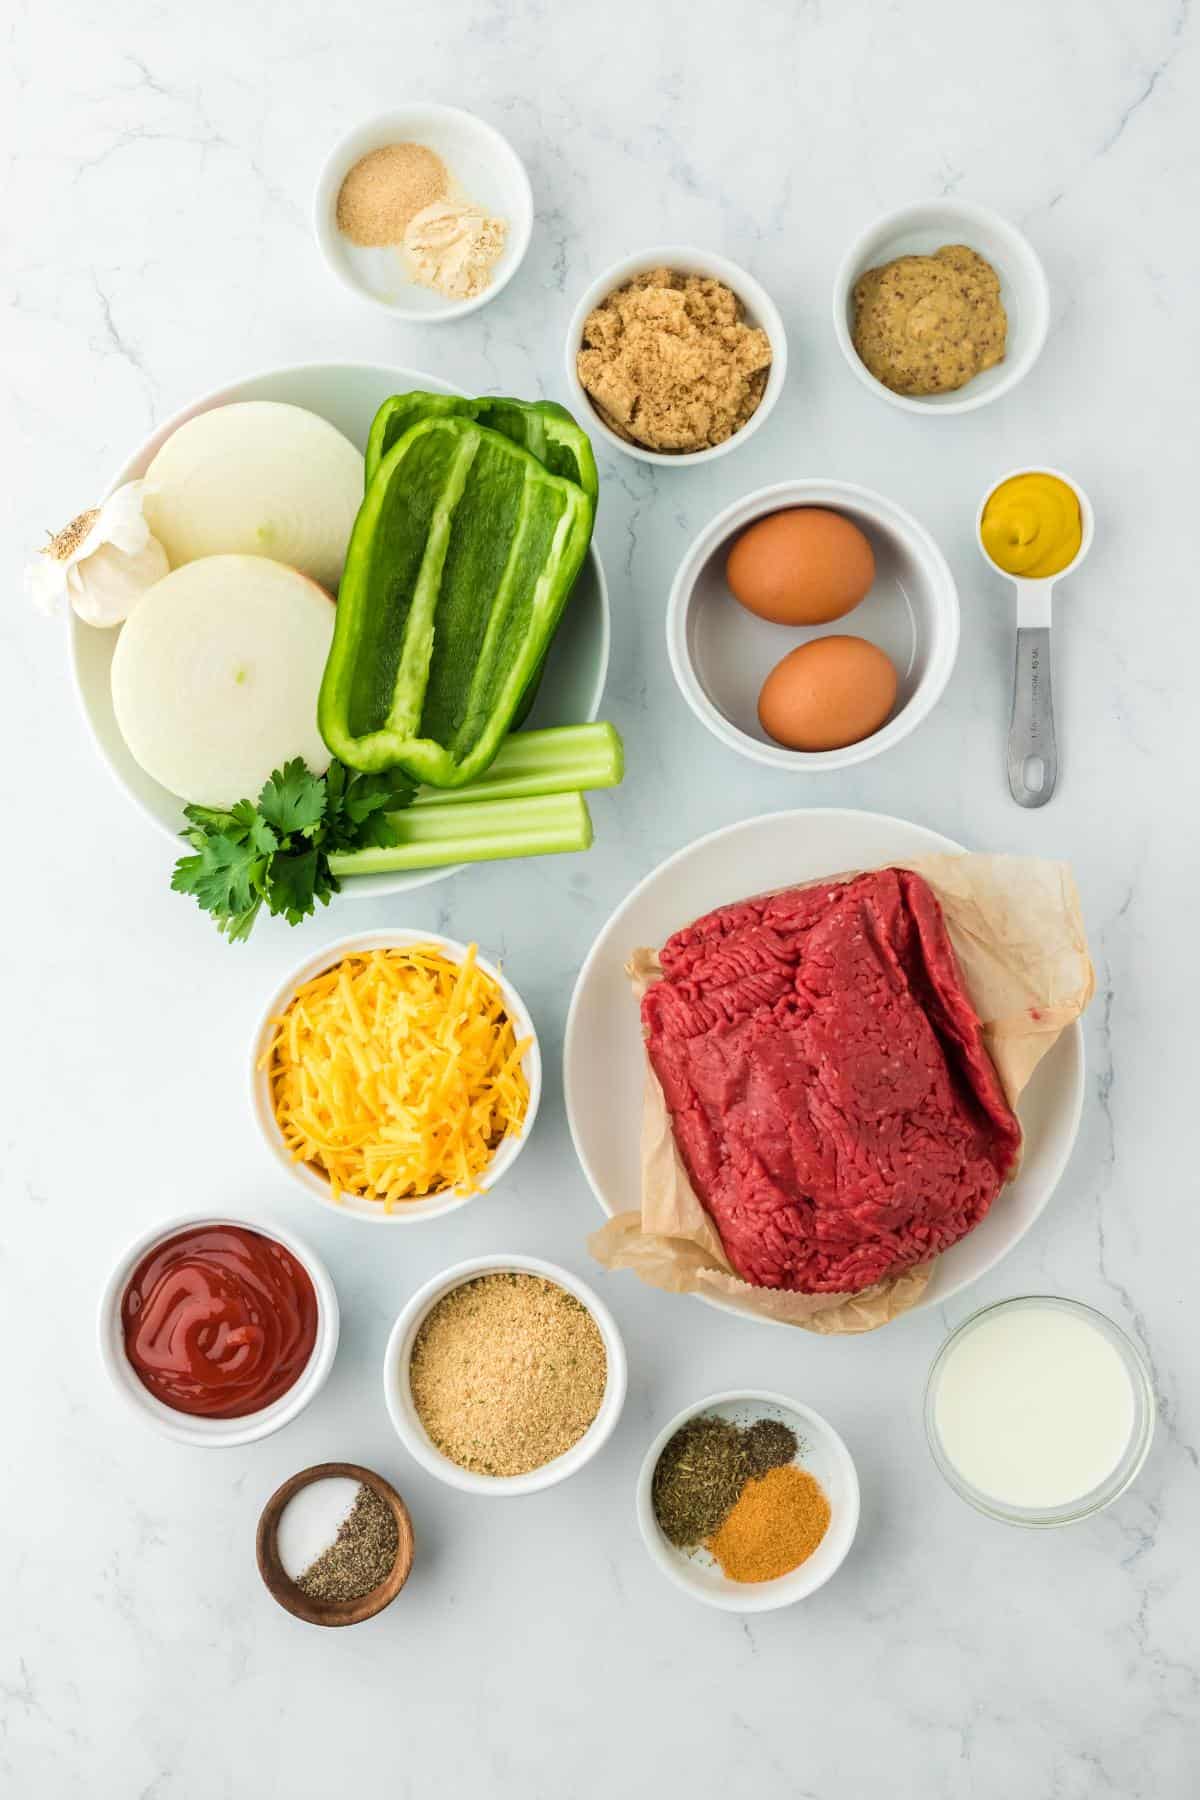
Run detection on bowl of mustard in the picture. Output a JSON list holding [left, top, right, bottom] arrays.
[[832, 199, 1050, 415]]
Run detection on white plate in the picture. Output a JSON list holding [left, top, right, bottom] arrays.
[[69, 361, 610, 900], [564, 808, 1085, 1325]]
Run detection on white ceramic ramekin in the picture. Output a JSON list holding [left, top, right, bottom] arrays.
[[565, 245, 788, 466], [636, 1391, 860, 1612], [249, 930, 542, 1224], [313, 104, 533, 321], [383, 1254, 627, 1496], [832, 199, 1050, 415], [98, 1211, 339, 1448], [666, 479, 959, 771]]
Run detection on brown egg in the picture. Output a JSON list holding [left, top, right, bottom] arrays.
[[726, 508, 875, 625], [758, 636, 898, 752]]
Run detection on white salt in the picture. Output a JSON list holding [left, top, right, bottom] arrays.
[[277, 1477, 362, 1581]]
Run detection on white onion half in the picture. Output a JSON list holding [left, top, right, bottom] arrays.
[[143, 401, 364, 591], [111, 555, 334, 808]]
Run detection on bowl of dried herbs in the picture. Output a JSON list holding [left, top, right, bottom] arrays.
[[637, 1391, 860, 1611]]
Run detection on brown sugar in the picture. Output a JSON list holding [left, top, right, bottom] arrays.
[[336, 142, 448, 247], [576, 267, 772, 454]]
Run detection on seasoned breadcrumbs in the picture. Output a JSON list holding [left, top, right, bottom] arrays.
[[410, 1273, 607, 1476]]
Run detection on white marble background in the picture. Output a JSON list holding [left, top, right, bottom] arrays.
[[3, 1, 1198, 1794]]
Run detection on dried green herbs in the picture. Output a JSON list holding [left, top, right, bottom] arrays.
[[651, 1413, 798, 1548], [295, 1483, 398, 1604]]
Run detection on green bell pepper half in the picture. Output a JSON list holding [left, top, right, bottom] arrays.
[[319, 416, 595, 788], [365, 392, 599, 505]]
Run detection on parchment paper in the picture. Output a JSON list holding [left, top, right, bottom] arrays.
[[588, 855, 1094, 1334]]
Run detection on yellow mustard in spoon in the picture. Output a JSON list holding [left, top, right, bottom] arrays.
[[977, 468, 1093, 807]]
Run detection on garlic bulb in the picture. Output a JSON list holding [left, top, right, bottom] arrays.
[[27, 481, 170, 627]]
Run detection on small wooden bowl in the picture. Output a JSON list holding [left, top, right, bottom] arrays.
[[256, 1461, 414, 1627]]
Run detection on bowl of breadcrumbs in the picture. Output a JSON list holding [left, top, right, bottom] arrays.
[[566, 246, 788, 466], [383, 1254, 628, 1495]]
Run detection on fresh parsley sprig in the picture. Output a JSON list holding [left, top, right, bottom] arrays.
[[171, 759, 415, 942]]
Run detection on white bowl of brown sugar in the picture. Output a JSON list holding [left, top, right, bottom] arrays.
[[314, 104, 533, 320], [565, 247, 788, 466], [383, 1254, 627, 1496]]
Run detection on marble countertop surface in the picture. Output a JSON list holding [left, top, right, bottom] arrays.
[[3, 1, 1197, 1794]]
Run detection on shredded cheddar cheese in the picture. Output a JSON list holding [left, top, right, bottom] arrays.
[[260, 945, 532, 1209]]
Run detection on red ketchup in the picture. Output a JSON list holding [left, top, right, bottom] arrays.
[[121, 1224, 318, 1419]]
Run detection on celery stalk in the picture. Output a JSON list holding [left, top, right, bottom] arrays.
[[409, 723, 623, 807], [329, 792, 593, 876]]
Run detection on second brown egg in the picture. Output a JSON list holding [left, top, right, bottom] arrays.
[[758, 635, 898, 751], [726, 508, 876, 625]]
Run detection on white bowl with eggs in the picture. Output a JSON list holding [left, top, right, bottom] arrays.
[[564, 246, 787, 467], [313, 104, 533, 321], [666, 479, 959, 771], [832, 199, 1050, 416]]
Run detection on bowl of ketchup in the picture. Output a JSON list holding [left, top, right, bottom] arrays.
[[99, 1213, 339, 1447]]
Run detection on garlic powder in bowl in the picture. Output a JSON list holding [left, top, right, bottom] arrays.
[[314, 104, 533, 321]]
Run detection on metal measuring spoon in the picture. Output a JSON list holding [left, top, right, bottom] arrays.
[[976, 467, 1094, 808]]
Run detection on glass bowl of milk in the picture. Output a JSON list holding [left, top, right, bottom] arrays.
[[925, 1296, 1155, 1526]]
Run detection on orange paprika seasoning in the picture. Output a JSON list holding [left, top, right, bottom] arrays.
[[706, 1464, 831, 1582]]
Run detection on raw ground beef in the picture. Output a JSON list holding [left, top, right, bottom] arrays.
[[642, 868, 1022, 1294]]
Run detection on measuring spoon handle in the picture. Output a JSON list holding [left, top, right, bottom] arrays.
[[1008, 626, 1057, 806]]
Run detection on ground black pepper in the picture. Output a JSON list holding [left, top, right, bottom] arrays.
[[741, 1417, 800, 1480], [295, 1484, 398, 1604]]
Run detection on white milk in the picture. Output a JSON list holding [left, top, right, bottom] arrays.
[[933, 1304, 1136, 1509]]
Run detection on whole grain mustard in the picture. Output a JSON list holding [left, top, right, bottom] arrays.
[[852, 244, 1006, 396]]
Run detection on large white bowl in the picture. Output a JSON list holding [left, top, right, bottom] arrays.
[[832, 200, 1050, 416], [565, 246, 787, 467], [666, 480, 959, 772], [98, 1210, 339, 1448], [383, 1254, 627, 1495], [313, 105, 533, 322], [636, 1391, 860, 1611], [69, 361, 610, 900], [250, 929, 542, 1225], [565, 808, 1085, 1326]]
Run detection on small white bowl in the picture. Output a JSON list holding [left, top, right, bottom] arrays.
[[636, 1391, 860, 1612], [565, 246, 787, 466], [250, 930, 542, 1224], [314, 104, 533, 321], [383, 1254, 627, 1495], [667, 479, 959, 771], [832, 200, 1050, 415], [98, 1211, 339, 1448]]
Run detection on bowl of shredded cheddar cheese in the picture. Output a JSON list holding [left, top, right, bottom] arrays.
[[250, 930, 541, 1222]]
